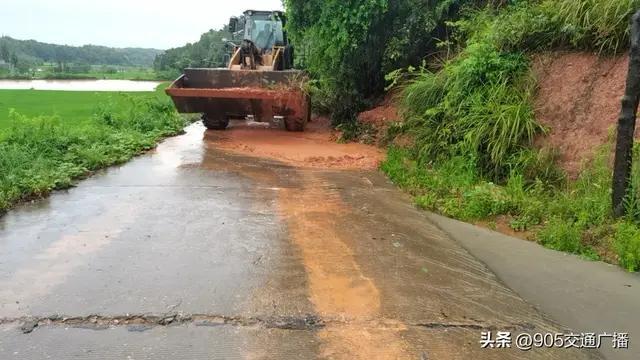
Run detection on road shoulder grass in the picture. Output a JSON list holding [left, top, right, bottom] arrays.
[[0, 88, 188, 213], [382, 140, 640, 272]]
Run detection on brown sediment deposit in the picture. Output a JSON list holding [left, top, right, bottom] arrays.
[[277, 173, 410, 359], [203, 116, 385, 170], [358, 94, 400, 129], [200, 133, 409, 358], [357, 94, 401, 145]]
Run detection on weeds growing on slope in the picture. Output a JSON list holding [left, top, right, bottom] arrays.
[[458, 0, 640, 54], [384, 0, 640, 271], [550, 0, 640, 53], [400, 40, 544, 181], [383, 133, 640, 271]]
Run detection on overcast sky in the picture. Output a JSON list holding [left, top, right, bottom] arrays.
[[1, 0, 284, 49]]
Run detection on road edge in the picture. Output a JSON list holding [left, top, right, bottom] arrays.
[[425, 212, 639, 360]]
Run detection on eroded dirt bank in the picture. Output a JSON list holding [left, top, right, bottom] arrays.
[[349, 52, 632, 178], [533, 52, 630, 176]]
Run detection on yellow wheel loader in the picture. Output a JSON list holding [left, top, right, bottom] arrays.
[[166, 10, 310, 131]]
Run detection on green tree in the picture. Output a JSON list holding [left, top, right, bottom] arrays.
[[9, 53, 19, 69], [0, 42, 10, 63], [284, 0, 473, 124], [285, 0, 390, 123], [153, 28, 232, 75], [0, 36, 161, 67]]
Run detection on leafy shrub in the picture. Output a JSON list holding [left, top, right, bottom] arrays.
[[399, 40, 542, 179], [538, 219, 585, 254], [285, 0, 477, 124], [614, 221, 640, 271]]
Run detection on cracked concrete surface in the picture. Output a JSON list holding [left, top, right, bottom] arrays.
[[2, 313, 325, 334], [0, 123, 603, 359], [1, 313, 534, 335]]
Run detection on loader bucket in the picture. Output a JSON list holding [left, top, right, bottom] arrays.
[[165, 68, 311, 131]]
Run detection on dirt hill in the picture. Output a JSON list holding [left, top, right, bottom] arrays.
[[533, 52, 630, 177]]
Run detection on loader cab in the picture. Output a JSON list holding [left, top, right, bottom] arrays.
[[227, 10, 294, 71], [229, 10, 286, 52]]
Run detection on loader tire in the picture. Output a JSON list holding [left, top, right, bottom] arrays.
[[285, 117, 306, 132], [202, 114, 229, 130]]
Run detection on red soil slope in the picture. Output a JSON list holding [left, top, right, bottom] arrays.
[[533, 52, 631, 177], [358, 94, 400, 128]]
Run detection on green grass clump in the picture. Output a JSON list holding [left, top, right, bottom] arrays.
[[549, 0, 640, 53], [0, 90, 186, 213], [460, 0, 640, 54], [614, 221, 640, 271], [382, 147, 514, 221], [400, 40, 544, 181], [538, 219, 587, 254]]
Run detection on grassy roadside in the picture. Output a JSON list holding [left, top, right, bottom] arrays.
[[382, 141, 640, 272], [381, 0, 640, 272], [0, 86, 188, 213]]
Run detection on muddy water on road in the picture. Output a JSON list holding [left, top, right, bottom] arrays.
[[0, 123, 602, 359], [277, 176, 409, 358], [203, 117, 385, 170], [196, 122, 601, 359]]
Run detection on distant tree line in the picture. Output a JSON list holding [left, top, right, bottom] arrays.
[[153, 28, 232, 78], [0, 36, 162, 75]]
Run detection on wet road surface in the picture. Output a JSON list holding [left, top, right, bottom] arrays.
[[0, 124, 603, 359]]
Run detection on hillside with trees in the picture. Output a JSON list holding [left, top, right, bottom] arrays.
[[153, 28, 232, 78], [0, 36, 162, 78]]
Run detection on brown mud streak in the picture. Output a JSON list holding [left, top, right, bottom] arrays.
[[201, 123, 405, 358], [277, 173, 409, 359]]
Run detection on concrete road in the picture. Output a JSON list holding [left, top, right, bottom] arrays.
[[0, 124, 602, 359]]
